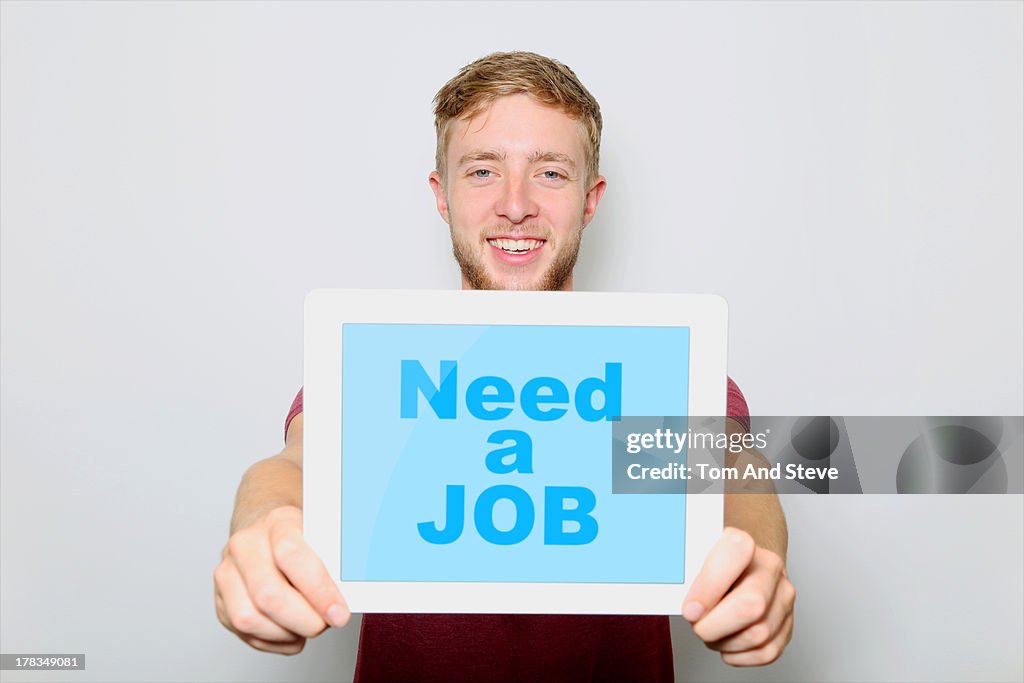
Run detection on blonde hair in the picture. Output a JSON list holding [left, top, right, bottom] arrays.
[[433, 51, 602, 187]]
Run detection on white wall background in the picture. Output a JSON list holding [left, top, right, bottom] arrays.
[[2, 2, 1021, 682]]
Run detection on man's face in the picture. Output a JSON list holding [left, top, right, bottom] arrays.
[[429, 94, 606, 291]]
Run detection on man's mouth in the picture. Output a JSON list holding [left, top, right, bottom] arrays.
[[487, 238, 545, 254]]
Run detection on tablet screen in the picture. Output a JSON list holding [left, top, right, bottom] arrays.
[[340, 322, 690, 584]]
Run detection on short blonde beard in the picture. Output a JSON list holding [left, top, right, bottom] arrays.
[[450, 223, 584, 291]]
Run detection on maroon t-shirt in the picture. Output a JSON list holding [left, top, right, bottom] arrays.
[[285, 379, 750, 683]]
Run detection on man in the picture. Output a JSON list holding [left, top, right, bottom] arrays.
[[215, 51, 795, 681]]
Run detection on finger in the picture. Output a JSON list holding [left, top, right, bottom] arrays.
[[242, 634, 307, 656], [693, 550, 785, 643], [268, 513, 351, 629], [230, 530, 330, 638], [682, 527, 756, 622], [709, 575, 794, 652], [721, 611, 794, 667], [215, 555, 300, 642]]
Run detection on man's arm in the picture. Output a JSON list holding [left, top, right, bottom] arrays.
[[229, 416, 305, 533], [214, 414, 351, 655], [723, 438, 788, 558], [682, 419, 796, 666]]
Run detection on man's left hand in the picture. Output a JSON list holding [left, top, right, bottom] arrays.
[[681, 527, 796, 666]]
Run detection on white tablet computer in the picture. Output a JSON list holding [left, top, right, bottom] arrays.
[[303, 289, 727, 615]]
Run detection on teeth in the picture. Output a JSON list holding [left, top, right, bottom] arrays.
[[488, 238, 543, 252]]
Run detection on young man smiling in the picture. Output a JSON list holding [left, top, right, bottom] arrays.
[[215, 51, 795, 682], [433, 88, 603, 293]]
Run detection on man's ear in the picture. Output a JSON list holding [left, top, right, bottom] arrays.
[[582, 175, 607, 229], [428, 171, 451, 224]]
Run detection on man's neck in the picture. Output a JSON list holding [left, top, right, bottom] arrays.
[[460, 274, 575, 292]]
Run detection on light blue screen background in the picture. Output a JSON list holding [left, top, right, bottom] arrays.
[[341, 323, 690, 583]]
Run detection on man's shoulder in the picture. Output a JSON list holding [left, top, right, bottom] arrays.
[[726, 377, 750, 432]]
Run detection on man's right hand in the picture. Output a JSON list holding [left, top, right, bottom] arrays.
[[214, 504, 351, 655]]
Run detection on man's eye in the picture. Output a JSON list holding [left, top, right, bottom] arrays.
[[473, 169, 492, 178], [542, 170, 565, 180]]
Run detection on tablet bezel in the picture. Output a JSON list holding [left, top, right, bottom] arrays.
[[304, 289, 727, 614]]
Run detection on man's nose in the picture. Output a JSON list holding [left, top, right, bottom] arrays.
[[494, 176, 540, 224]]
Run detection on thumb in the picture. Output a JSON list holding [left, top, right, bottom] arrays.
[[682, 526, 755, 622]]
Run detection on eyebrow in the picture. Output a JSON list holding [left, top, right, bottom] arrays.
[[527, 151, 577, 171], [457, 149, 578, 172], [457, 149, 506, 167]]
